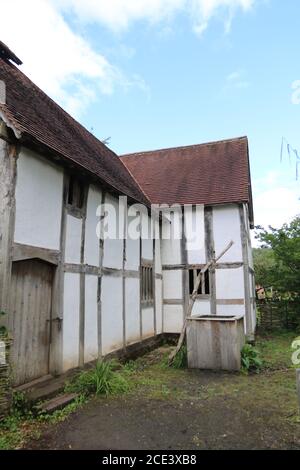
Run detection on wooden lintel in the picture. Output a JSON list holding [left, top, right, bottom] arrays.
[[163, 299, 183, 305], [216, 299, 245, 305], [12, 243, 60, 266], [162, 262, 244, 271]]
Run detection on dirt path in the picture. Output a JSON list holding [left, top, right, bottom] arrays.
[[27, 344, 300, 450]]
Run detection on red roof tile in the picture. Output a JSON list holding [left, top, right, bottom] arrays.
[[121, 137, 254, 223], [0, 46, 149, 206]]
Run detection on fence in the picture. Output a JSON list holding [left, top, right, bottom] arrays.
[[257, 299, 300, 331], [0, 335, 12, 418]]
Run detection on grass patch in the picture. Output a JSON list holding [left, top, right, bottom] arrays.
[[255, 330, 298, 370], [66, 360, 130, 397]]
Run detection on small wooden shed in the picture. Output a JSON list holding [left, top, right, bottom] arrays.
[[186, 315, 245, 371]]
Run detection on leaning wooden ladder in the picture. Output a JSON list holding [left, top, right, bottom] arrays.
[[169, 240, 234, 364]]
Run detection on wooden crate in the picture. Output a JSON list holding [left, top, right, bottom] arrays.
[[186, 315, 245, 371]]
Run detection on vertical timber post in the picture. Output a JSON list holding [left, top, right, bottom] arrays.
[[205, 206, 216, 315], [297, 369, 300, 413]]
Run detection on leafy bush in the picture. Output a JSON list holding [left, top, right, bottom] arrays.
[[161, 344, 187, 369], [66, 360, 130, 397], [241, 344, 263, 373]]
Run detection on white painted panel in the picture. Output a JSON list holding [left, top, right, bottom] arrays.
[[216, 304, 245, 316], [163, 270, 183, 300], [215, 268, 245, 300], [163, 305, 183, 333], [142, 238, 153, 260], [102, 194, 123, 269], [155, 226, 162, 274], [184, 205, 206, 264], [14, 148, 63, 249], [142, 307, 154, 338], [155, 279, 163, 334], [101, 275, 123, 355], [161, 211, 182, 265], [85, 185, 102, 266], [161, 237, 182, 265], [191, 299, 211, 316], [125, 278, 140, 345], [125, 238, 140, 271], [213, 205, 243, 262], [63, 273, 80, 371], [84, 275, 98, 363], [65, 215, 82, 264]]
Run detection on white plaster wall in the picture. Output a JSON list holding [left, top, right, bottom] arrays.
[[84, 275, 99, 363], [125, 278, 140, 345], [213, 205, 243, 262], [101, 275, 123, 355], [161, 213, 182, 265], [142, 238, 153, 261], [184, 205, 206, 264], [85, 185, 102, 266], [163, 305, 183, 333], [65, 215, 82, 264], [191, 299, 211, 316], [125, 238, 140, 271], [155, 279, 163, 334], [163, 270, 183, 300], [142, 307, 154, 338], [63, 273, 80, 371], [155, 226, 162, 274], [14, 148, 63, 250], [216, 304, 245, 316], [215, 268, 245, 300], [102, 194, 123, 269]]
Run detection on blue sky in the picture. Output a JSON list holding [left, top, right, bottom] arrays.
[[2, 0, 300, 233]]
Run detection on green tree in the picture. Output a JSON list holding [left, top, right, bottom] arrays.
[[255, 216, 300, 296], [253, 248, 276, 288]]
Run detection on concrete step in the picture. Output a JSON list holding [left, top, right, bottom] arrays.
[[36, 393, 78, 415], [14, 369, 79, 404]]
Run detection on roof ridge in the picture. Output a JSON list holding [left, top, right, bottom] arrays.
[[120, 136, 248, 158]]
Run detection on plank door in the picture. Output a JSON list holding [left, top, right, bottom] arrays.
[[9, 259, 54, 386]]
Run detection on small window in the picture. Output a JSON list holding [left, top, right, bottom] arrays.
[[189, 269, 210, 296], [141, 265, 154, 303], [68, 176, 84, 210]]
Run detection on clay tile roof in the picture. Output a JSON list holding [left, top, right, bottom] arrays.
[[121, 137, 254, 224], [0, 42, 149, 206]]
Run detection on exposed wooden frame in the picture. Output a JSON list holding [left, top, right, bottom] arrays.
[[216, 299, 245, 305], [78, 184, 88, 367], [0, 139, 18, 333], [239, 204, 254, 340], [49, 171, 68, 375], [12, 243, 60, 266], [122, 199, 127, 349], [162, 262, 244, 270], [204, 206, 216, 315]]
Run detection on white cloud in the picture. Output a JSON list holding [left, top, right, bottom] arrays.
[[0, 0, 256, 118], [55, 0, 256, 35], [226, 69, 250, 89], [0, 0, 148, 118]]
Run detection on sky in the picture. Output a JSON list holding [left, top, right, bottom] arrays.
[[1, 0, 300, 239]]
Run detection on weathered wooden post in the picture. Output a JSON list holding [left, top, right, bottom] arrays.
[[0, 335, 12, 419], [297, 369, 300, 413]]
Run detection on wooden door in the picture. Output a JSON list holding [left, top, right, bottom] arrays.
[[9, 259, 54, 385]]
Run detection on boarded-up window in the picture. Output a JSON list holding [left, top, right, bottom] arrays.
[[189, 269, 210, 296], [141, 265, 154, 302], [68, 176, 84, 210]]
